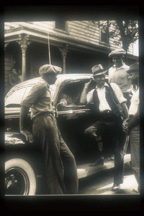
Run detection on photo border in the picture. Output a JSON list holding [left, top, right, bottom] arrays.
[[2, 4, 143, 212]]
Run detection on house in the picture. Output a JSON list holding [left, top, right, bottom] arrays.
[[4, 21, 138, 94]]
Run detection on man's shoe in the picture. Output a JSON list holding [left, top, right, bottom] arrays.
[[89, 157, 104, 166], [112, 183, 120, 191]]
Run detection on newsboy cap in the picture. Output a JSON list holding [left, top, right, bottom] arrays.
[[108, 48, 126, 57], [127, 62, 139, 73], [39, 64, 62, 76]]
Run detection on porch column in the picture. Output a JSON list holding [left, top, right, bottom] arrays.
[[17, 34, 31, 81], [59, 44, 69, 74]]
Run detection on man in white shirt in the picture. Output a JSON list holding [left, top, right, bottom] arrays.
[[122, 62, 140, 192], [80, 64, 128, 190], [108, 48, 133, 108]]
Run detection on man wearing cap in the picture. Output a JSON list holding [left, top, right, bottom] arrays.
[[122, 62, 140, 192], [108, 48, 132, 108], [80, 64, 128, 190], [19, 64, 78, 194]]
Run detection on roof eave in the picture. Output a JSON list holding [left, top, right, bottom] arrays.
[[4, 25, 111, 54]]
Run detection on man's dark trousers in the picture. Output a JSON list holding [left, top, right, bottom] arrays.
[[32, 113, 78, 194], [85, 111, 126, 185]]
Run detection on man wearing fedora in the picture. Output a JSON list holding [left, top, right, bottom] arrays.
[[108, 48, 132, 108], [123, 62, 140, 193], [19, 64, 78, 194], [80, 64, 128, 190]]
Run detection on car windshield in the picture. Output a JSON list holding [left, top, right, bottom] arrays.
[[5, 84, 56, 107]]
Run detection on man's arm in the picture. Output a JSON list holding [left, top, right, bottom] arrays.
[[109, 83, 129, 119], [121, 102, 129, 119], [128, 111, 139, 131], [19, 105, 34, 143], [19, 82, 47, 143], [123, 105, 139, 133], [80, 80, 92, 104]]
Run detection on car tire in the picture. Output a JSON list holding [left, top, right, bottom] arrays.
[[5, 158, 36, 195]]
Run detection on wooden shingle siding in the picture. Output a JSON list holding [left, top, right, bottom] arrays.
[[29, 21, 54, 31], [4, 21, 137, 58], [68, 21, 100, 44], [109, 38, 122, 49], [68, 27, 100, 40], [4, 21, 134, 54], [7, 22, 55, 34], [5, 72, 9, 85], [5, 65, 12, 71], [5, 77, 9, 83]]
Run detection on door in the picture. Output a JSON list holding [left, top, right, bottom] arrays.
[[56, 79, 93, 162]]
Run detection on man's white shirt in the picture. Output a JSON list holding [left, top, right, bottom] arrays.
[[129, 88, 139, 115], [86, 82, 127, 112]]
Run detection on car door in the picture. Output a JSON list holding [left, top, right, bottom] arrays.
[[56, 79, 94, 161]]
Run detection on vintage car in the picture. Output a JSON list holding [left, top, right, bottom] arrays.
[[5, 73, 115, 195]]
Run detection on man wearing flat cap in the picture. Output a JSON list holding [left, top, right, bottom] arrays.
[[80, 64, 128, 190], [108, 48, 132, 108], [123, 62, 140, 193], [19, 64, 78, 194]]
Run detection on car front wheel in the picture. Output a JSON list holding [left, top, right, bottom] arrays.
[[5, 158, 36, 195]]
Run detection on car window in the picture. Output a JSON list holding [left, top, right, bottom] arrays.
[[57, 80, 88, 105]]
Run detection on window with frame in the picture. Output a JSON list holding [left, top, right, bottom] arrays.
[[55, 20, 67, 31], [101, 28, 109, 44], [58, 80, 87, 106]]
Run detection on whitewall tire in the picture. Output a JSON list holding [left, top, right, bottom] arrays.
[[5, 158, 36, 195]]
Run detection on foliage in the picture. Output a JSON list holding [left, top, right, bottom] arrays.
[[89, 20, 139, 53]]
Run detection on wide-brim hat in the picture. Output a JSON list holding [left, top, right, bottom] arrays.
[[39, 64, 62, 76], [91, 64, 107, 76], [108, 48, 126, 57], [127, 62, 139, 73]]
